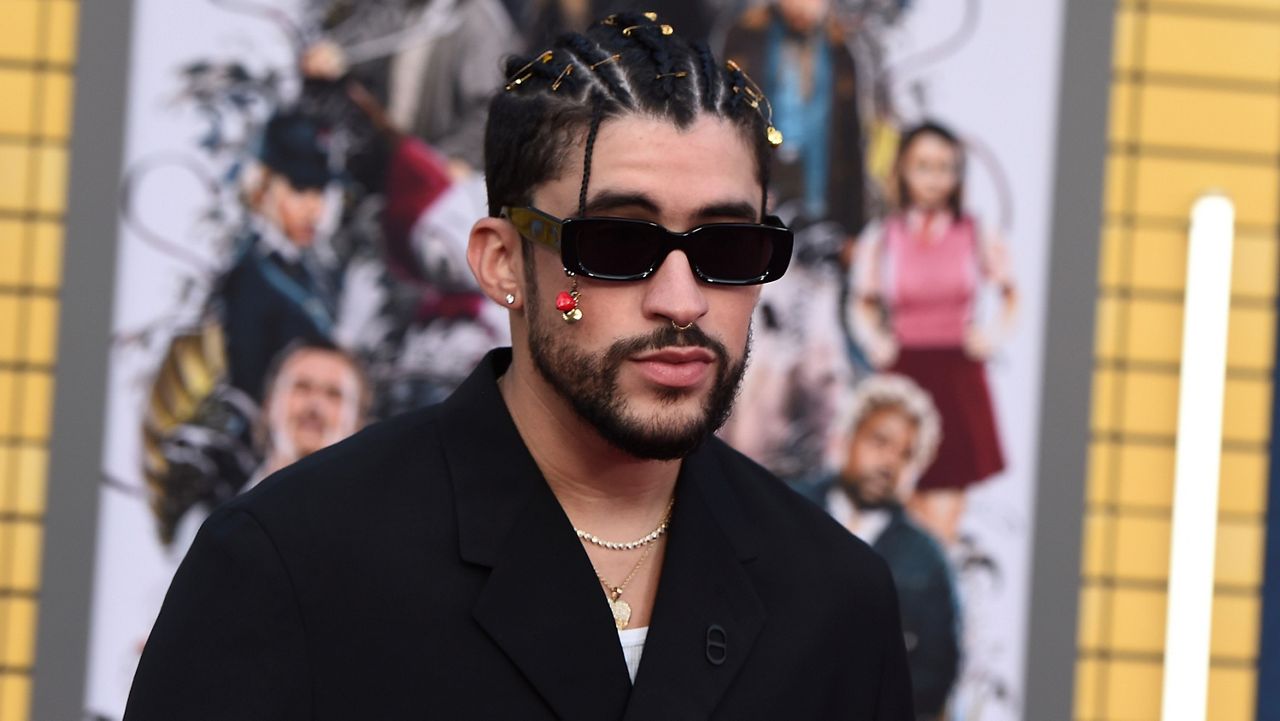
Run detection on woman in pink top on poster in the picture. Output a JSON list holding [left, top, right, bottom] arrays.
[[850, 121, 1019, 547]]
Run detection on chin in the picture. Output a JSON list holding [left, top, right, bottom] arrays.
[[599, 393, 732, 461], [290, 435, 326, 457]]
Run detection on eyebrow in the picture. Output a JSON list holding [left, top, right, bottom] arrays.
[[582, 191, 760, 223]]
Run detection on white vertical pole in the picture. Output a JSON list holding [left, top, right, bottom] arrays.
[[1160, 194, 1235, 721]]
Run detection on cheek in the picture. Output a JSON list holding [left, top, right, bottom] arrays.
[[846, 441, 872, 473], [715, 291, 759, 342], [320, 398, 345, 423]]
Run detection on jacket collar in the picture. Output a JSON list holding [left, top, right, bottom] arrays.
[[439, 349, 766, 720]]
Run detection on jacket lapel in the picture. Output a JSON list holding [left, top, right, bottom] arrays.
[[623, 443, 767, 721], [439, 351, 632, 720]]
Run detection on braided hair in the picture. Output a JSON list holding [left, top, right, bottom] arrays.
[[484, 12, 775, 220]]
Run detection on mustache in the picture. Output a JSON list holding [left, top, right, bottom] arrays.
[[604, 322, 726, 361], [292, 407, 326, 427]]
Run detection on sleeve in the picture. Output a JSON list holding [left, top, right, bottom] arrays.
[[123, 508, 310, 721], [851, 219, 885, 298], [906, 559, 962, 714], [976, 222, 1013, 289], [873, 559, 917, 721], [220, 260, 275, 401]]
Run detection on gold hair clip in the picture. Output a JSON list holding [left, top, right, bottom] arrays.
[[643, 11, 658, 20], [504, 50, 554, 91], [725, 60, 783, 147], [622, 22, 673, 36], [655, 71, 688, 80], [589, 53, 621, 71], [551, 63, 574, 91]]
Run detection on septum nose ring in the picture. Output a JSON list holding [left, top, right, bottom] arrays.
[[672, 320, 694, 332]]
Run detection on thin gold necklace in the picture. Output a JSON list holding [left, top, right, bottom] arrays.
[[594, 544, 653, 630], [573, 497, 674, 551]]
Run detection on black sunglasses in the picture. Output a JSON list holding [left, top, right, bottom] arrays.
[[502, 206, 794, 285]]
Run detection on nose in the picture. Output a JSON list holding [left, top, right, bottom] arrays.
[[640, 250, 709, 328]]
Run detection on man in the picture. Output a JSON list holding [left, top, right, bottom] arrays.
[[800, 374, 960, 721], [220, 109, 340, 404], [125, 13, 912, 719], [722, 0, 865, 236], [245, 340, 371, 491]]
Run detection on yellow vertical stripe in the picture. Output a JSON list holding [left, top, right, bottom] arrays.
[[0, 2, 79, 719]]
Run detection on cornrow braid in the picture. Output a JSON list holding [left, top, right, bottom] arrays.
[[627, 24, 679, 99], [578, 93, 606, 216], [558, 32, 632, 104], [692, 41, 720, 112], [484, 13, 779, 222]]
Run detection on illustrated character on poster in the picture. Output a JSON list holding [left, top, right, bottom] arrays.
[[141, 107, 347, 545], [796, 372, 960, 721], [722, 0, 865, 238], [219, 109, 343, 405], [849, 120, 1018, 546]]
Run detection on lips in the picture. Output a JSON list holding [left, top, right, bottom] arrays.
[[631, 347, 716, 389]]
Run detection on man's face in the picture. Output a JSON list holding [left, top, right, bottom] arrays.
[[521, 113, 763, 460], [840, 405, 918, 509], [778, 0, 830, 34], [265, 349, 363, 462], [261, 174, 328, 247]]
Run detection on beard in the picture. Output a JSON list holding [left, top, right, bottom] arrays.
[[841, 470, 903, 511], [526, 285, 750, 461]]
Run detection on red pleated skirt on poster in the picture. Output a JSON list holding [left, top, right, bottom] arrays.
[[890, 346, 1006, 491]]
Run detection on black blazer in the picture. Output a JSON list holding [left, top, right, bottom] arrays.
[[125, 350, 914, 720]]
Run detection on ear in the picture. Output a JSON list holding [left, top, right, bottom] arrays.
[[467, 216, 525, 310]]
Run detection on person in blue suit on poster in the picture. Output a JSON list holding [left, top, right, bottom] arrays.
[[219, 110, 341, 404], [797, 373, 961, 721]]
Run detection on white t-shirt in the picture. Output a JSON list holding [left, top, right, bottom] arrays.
[[826, 487, 892, 545], [618, 626, 649, 683]]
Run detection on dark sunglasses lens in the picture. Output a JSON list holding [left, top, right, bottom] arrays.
[[689, 227, 778, 282], [568, 219, 787, 283], [573, 220, 664, 279]]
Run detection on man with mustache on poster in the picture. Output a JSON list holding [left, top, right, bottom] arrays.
[[242, 340, 371, 493], [124, 13, 912, 719]]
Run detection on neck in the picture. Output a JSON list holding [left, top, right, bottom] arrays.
[[498, 349, 680, 536]]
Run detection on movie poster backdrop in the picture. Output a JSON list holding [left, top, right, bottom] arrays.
[[84, 2, 1063, 719]]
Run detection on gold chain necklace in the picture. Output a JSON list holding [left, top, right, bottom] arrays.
[[573, 497, 674, 551], [594, 544, 653, 630]]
